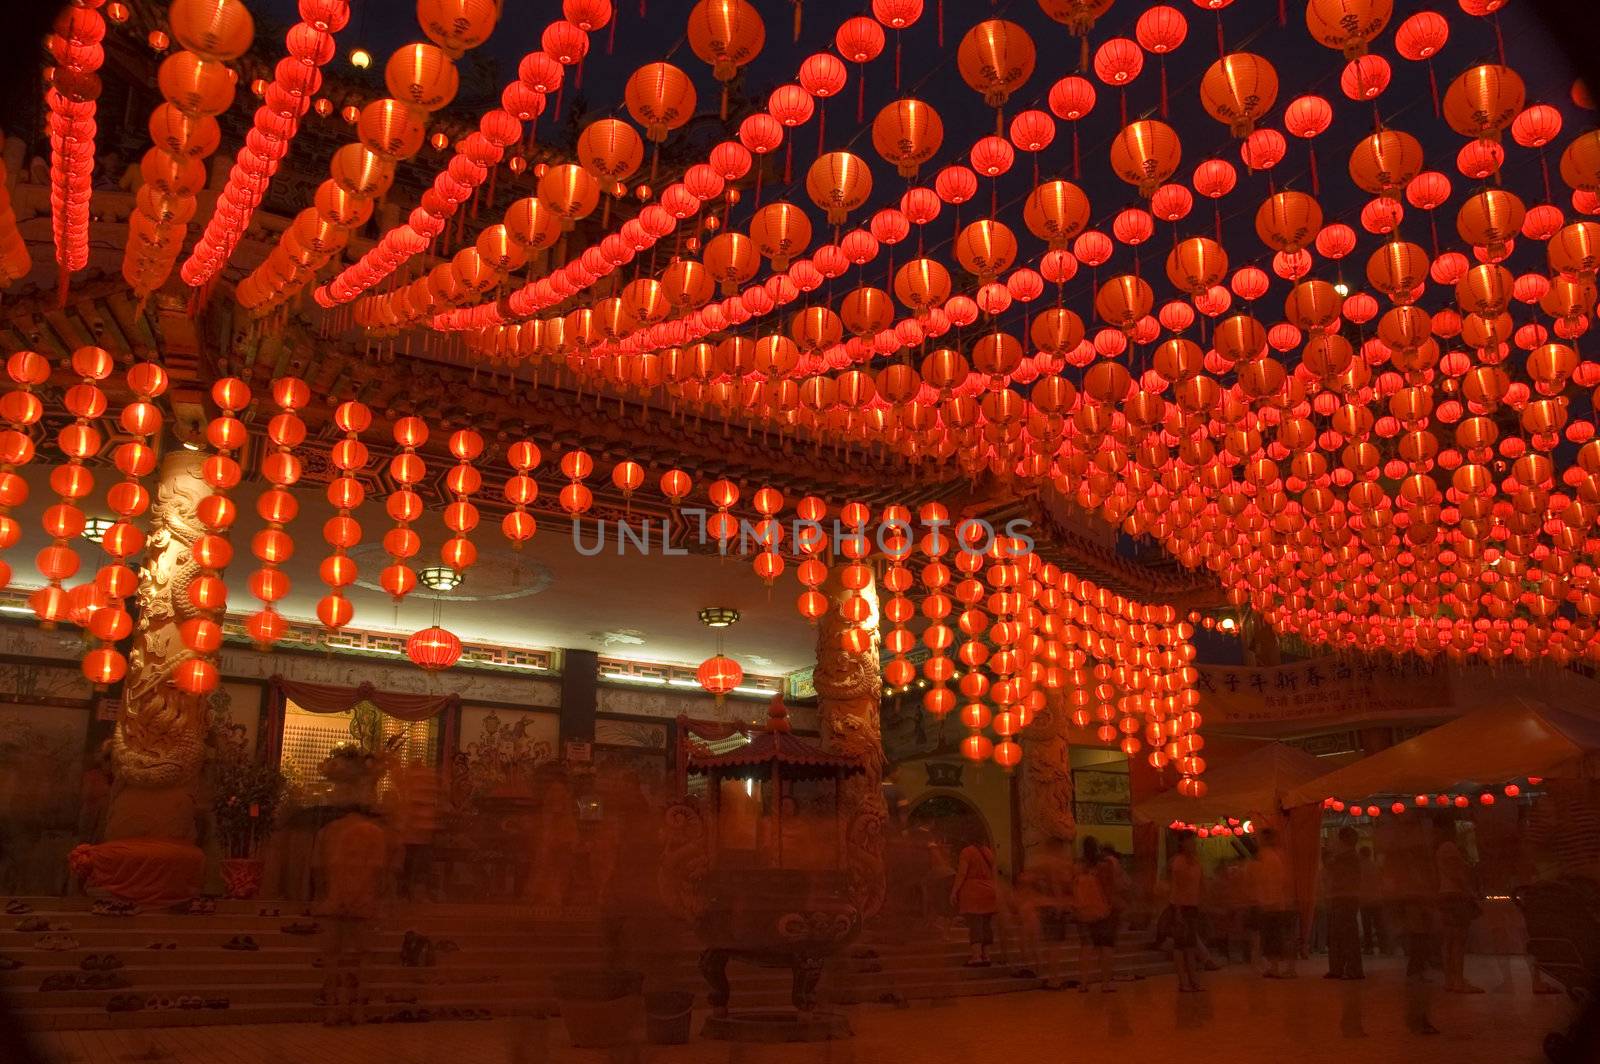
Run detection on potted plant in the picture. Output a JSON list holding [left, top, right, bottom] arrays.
[[212, 760, 287, 899]]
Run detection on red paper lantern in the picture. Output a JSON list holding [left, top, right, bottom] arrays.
[[407, 625, 462, 670], [697, 654, 743, 697]]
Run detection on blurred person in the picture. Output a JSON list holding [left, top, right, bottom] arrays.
[[1168, 831, 1204, 992], [75, 741, 113, 842], [1384, 828, 1441, 1035], [951, 832, 999, 966], [384, 759, 440, 900], [1325, 826, 1364, 980], [310, 745, 391, 1026], [1255, 827, 1297, 979], [1072, 837, 1115, 992], [1435, 815, 1483, 994], [1358, 843, 1389, 956], [1210, 859, 1250, 963]]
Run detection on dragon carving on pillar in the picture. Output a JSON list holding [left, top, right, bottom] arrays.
[[1019, 693, 1076, 856], [815, 575, 888, 919], [111, 452, 210, 809]]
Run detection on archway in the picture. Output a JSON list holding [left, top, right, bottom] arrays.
[[907, 792, 992, 869]]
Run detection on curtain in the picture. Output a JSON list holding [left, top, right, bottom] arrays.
[[271, 676, 458, 722]]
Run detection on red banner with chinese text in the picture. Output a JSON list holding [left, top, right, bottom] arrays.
[[1196, 657, 1451, 728]]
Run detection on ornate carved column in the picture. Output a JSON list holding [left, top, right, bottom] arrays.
[[1019, 692, 1076, 866], [104, 449, 211, 849], [814, 568, 887, 918]]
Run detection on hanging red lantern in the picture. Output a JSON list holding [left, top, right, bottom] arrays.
[[407, 625, 462, 670], [697, 653, 743, 700]]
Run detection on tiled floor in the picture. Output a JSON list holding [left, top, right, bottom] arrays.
[[22, 956, 1577, 1064]]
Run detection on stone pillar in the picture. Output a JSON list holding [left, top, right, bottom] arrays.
[[1018, 691, 1076, 870], [815, 568, 888, 918], [97, 450, 211, 877]]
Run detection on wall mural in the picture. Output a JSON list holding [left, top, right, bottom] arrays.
[[458, 707, 559, 798]]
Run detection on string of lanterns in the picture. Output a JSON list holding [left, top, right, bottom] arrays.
[[0, 361, 1197, 769], [245, 377, 309, 648], [0, 353, 51, 594], [45, 0, 107, 294], [180, 0, 348, 289], [80, 361, 169, 686], [237, 0, 475, 313], [353, 2, 1600, 669]]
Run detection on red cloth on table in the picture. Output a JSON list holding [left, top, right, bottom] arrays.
[[68, 839, 204, 907]]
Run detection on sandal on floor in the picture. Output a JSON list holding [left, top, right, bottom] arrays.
[[37, 935, 80, 952], [4, 901, 31, 915]]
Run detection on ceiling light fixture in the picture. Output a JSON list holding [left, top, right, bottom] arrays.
[[81, 517, 116, 543], [419, 566, 463, 592], [698, 606, 740, 628]]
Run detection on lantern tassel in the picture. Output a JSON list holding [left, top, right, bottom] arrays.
[[1278, 0, 1286, 26], [1160, 60, 1169, 118], [895, 35, 902, 89], [607, 16, 616, 54], [857, 72, 865, 124], [1073, 126, 1080, 180], [793, 0, 801, 42], [817, 102, 825, 155], [1428, 63, 1439, 117], [785, 139, 793, 184], [1541, 152, 1552, 204], [1309, 145, 1319, 197], [1214, 203, 1222, 243], [1119, 90, 1127, 128], [1494, 15, 1506, 64], [1079, 35, 1089, 73], [938, 0, 943, 47], [1215, 14, 1225, 60]]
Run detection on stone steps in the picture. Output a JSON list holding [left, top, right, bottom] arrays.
[[1, 900, 1169, 1030]]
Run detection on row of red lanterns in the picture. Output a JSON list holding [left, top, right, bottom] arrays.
[[180, 0, 348, 289], [45, 0, 106, 287]]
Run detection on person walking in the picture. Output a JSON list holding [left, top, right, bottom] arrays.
[[310, 746, 391, 1027], [1168, 831, 1205, 992], [1255, 827, 1298, 979], [951, 834, 999, 967], [1325, 826, 1365, 980], [1435, 816, 1484, 994], [1072, 837, 1116, 992]]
